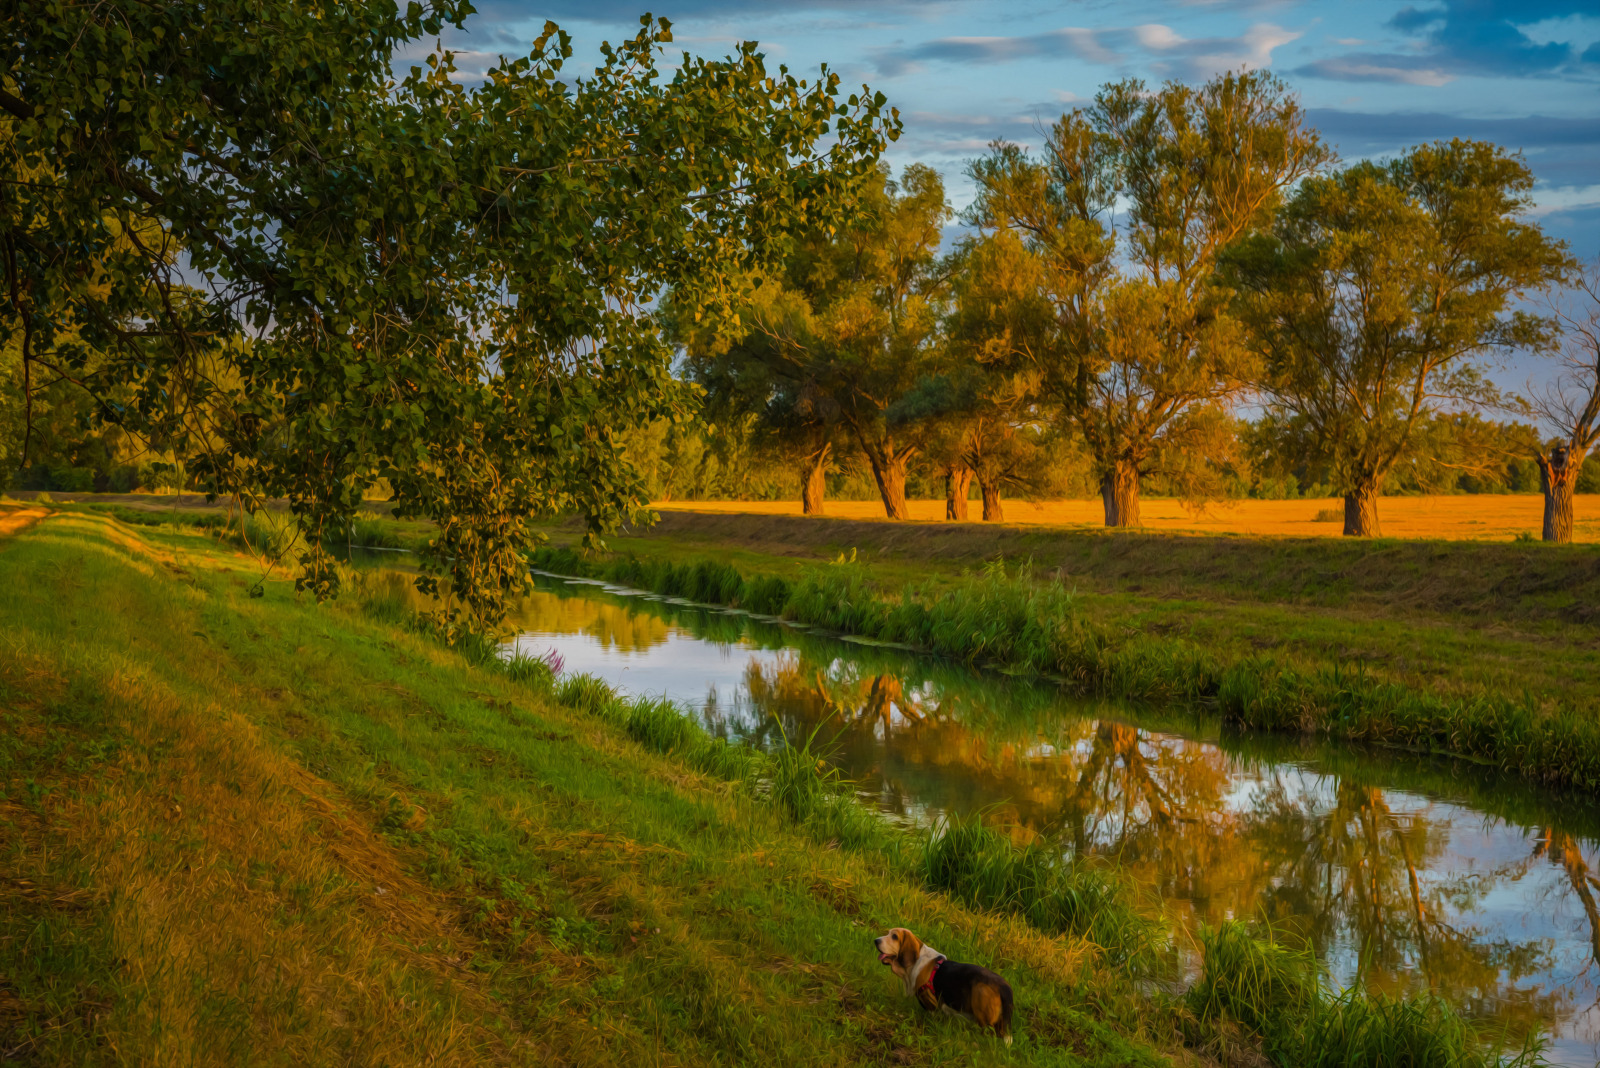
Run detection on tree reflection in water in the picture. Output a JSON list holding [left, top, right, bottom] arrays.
[[510, 580, 1600, 1059], [734, 650, 1598, 1049]]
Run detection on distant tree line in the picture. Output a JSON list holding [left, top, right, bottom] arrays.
[[663, 73, 1597, 541]]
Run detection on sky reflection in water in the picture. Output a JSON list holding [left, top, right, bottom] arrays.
[[507, 575, 1600, 1065]]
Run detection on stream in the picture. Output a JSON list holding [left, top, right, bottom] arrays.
[[506, 571, 1600, 1064]]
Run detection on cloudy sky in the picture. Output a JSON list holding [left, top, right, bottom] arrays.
[[430, 0, 1600, 258]]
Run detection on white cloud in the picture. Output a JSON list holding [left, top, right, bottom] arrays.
[[1302, 58, 1455, 86], [873, 20, 1301, 78]]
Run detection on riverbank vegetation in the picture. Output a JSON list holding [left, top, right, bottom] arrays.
[[530, 515, 1600, 793], [0, 507, 1546, 1065]]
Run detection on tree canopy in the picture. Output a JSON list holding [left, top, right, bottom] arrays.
[[1224, 141, 1572, 536], [3, 3, 896, 623], [968, 71, 1328, 527]]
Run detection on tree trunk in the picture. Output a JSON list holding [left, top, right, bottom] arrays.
[[1100, 462, 1140, 528], [1342, 483, 1381, 537], [980, 479, 1004, 522], [1539, 446, 1581, 544], [867, 451, 910, 520], [799, 443, 830, 517], [944, 465, 971, 521]]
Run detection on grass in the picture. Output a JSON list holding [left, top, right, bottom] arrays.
[[529, 542, 1600, 794], [653, 495, 1600, 543], [0, 506, 1180, 1067], [0, 502, 1540, 1067], [1184, 921, 1543, 1068]]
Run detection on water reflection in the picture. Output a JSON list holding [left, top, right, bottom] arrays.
[[506, 577, 1600, 1064]]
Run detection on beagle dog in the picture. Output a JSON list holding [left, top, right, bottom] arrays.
[[873, 927, 1013, 1043]]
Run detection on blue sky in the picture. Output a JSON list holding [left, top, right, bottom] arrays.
[[432, 0, 1600, 258]]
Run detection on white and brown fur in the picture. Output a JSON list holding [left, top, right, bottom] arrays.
[[873, 927, 1013, 1043]]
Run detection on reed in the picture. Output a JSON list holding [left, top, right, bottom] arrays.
[[1186, 920, 1318, 1040], [920, 810, 1159, 969], [1187, 920, 1543, 1067], [1301, 989, 1544, 1068]]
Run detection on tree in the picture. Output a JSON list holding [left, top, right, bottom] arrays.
[[969, 72, 1327, 527], [3, 6, 895, 624], [668, 163, 940, 521], [673, 289, 847, 516], [933, 230, 1057, 522], [1525, 260, 1600, 543], [1225, 141, 1572, 536]]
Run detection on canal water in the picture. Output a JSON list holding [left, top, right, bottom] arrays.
[[507, 572, 1600, 1064]]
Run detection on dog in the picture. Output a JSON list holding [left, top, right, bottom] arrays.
[[873, 927, 1013, 1043]]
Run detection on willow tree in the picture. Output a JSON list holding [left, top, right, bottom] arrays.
[[969, 72, 1327, 527], [1527, 260, 1600, 543], [732, 165, 952, 519], [1224, 142, 1571, 537], [3, 5, 895, 624], [673, 295, 846, 515], [931, 230, 1056, 522]]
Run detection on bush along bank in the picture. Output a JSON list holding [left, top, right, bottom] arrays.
[[433, 607, 1545, 1067], [528, 546, 1600, 795]]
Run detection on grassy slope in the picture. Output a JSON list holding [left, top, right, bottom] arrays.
[[0, 510, 1169, 1067], [572, 511, 1600, 709]]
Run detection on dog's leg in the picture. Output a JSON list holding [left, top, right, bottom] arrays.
[[970, 984, 1009, 1043]]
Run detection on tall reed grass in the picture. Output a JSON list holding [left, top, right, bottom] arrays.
[[921, 810, 1159, 970], [1187, 920, 1544, 1067]]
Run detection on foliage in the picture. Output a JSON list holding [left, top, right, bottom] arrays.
[[968, 71, 1329, 527], [1223, 141, 1573, 535], [4, 4, 897, 625], [916, 230, 1057, 518], [684, 165, 953, 519]]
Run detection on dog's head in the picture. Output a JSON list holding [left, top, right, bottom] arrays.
[[873, 927, 923, 978]]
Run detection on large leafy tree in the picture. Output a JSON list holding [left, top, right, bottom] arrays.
[[735, 164, 952, 519], [3, 4, 895, 624], [673, 296, 846, 516], [969, 72, 1327, 527], [929, 230, 1056, 522], [1224, 141, 1571, 537]]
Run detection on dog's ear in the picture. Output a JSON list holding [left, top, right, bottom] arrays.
[[895, 928, 922, 973]]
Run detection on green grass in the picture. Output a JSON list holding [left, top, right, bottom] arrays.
[[1185, 921, 1543, 1068], [1, 509, 1187, 1067], [1, 506, 1543, 1066]]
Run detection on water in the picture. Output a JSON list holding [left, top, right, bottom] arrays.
[[508, 573, 1600, 1064]]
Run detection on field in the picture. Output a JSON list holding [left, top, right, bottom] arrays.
[[657, 495, 1600, 542]]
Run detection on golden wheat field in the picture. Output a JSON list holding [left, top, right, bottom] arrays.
[[654, 495, 1600, 543]]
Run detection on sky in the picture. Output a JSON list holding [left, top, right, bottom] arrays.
[[428, 0, 1600, 257], [416, 0, 1599, 399]]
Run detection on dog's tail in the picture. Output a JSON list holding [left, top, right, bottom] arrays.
[[998, 980, 1014, 1044]]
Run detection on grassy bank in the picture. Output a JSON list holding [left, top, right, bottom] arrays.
[[0, 507, 1543, 1066], [530, 539, 1600, 795], [0, 507, 1176, 1066]]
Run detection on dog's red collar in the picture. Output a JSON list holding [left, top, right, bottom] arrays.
[[919, 956, 946, 994]]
